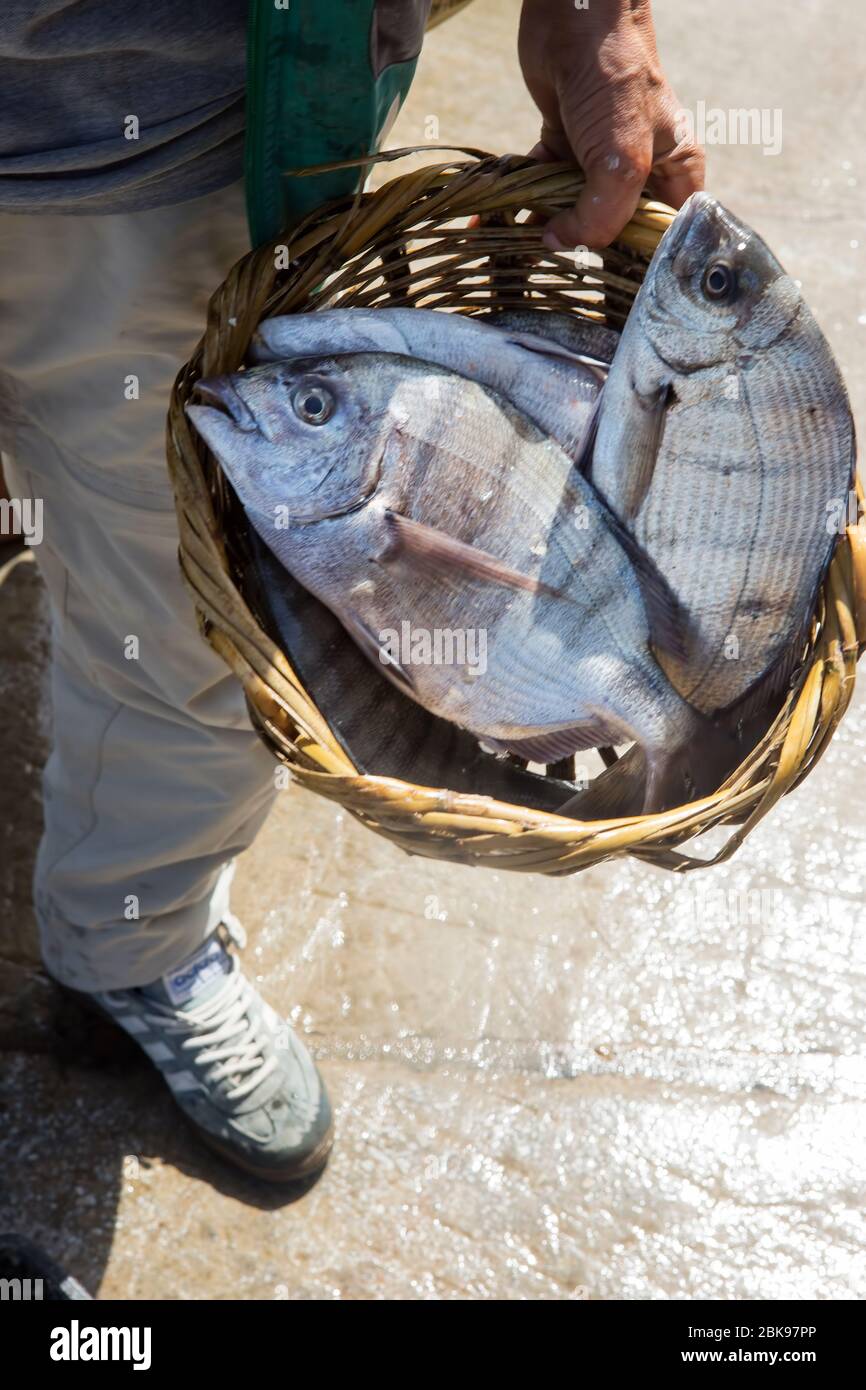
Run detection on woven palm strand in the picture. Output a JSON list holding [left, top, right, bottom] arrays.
[[427, 0, 477, 27], [166, 152, 866, 874]]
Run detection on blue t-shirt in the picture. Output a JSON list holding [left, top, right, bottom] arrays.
[[0, 1, 434, 216], [0, 1, 249, 214]]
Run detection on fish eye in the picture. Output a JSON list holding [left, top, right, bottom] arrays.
[[292, 384, 335, 425], [702, 259, 737, 302]]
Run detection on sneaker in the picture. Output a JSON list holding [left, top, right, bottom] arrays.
[[63, 921, 333, 1183]]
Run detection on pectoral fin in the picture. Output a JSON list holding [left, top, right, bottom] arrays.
[[382, 511, 558, 596], [502, 330, 608, 383], [573, 389, 603, 476], [618, 381, 672, 522], [486, 309, 620, 368], [598, 501, 691, 663]]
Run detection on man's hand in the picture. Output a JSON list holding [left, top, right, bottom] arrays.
[[519, 0, 705, 249]]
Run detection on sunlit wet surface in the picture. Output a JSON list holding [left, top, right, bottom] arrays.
[[1, 0, 865, 1299]]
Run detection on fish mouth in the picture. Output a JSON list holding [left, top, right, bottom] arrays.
[[660, 190, 719, 260], [194, 376, 259, 432], [661, 191, 757, 276]]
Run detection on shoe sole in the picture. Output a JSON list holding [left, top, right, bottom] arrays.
[[52, 980, 335, 1185], [194, 1117, 334, 1184]]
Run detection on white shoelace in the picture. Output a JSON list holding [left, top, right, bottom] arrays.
[[143, 958, 278, 1102]]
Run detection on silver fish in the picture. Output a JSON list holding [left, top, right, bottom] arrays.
[[249, 306, 607, 467], [187, 353, 708, 811], [589, 191, 856, 716]]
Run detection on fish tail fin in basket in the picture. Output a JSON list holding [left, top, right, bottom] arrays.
[[642, 732, 731, 815], [558, 718, 745, 821]]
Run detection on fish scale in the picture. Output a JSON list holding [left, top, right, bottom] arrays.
[[377, 396, 640, 722], [394, 424, 644, 710]]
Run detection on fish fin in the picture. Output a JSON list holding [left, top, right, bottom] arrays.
[[643, 745, 694, 814], [619, 382, 671, 523], [563, 720, 737, 820], [484, 309, 619, 367], [598, 505, 691, 662], [383, 510, 555, 596], [558, 730, 706, 820], [387, 505, 688, 661], [557, 745, 647, 820], [486, 720, 625, 765], [339, 610, 416, 697], [558, 698, 774, 822], [642, 718, 744, 814], [574, 388, 604, 475], [502, 330, 609, 383]]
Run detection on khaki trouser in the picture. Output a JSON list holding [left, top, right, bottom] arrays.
[[0, 183, 277, 990]]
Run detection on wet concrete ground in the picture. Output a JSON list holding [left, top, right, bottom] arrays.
[[1, 0, 865, 1299]]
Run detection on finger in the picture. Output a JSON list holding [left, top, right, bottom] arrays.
[[524, 130, 575, 228], [647, 143, 706, 211], [543, 146, 651, 250], [526, 139, 559, 163], [534, 124, 573, 162]]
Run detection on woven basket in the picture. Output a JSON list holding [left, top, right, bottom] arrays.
[[167, 152, 865, 874], [427, 0, 477, 27]]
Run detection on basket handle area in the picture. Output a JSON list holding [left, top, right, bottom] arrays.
[[847, 514, 866, 643]]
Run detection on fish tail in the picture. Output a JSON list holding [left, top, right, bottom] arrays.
[[558, 695, 768, 822], [642, 714, 741, 815], [555, 749, 640, 821], [643, 746, 687, 814]]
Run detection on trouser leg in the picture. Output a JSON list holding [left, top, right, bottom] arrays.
[[0, 186, 278, 990]]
